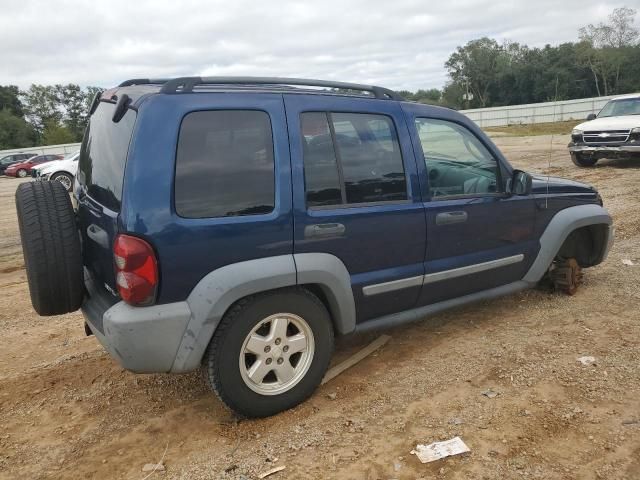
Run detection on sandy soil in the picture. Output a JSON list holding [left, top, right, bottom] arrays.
[[1, 135, 639, 480]]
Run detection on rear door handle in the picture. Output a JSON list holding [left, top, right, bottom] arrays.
[[436, 211, 468, 225], [304, 223, 346, 239]]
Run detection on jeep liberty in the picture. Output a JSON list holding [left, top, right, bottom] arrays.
[[15, 77, 613, 417]]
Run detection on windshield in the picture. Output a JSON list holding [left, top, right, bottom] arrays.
[[63, 151, 80, 161], [598, 98, 640, 118]]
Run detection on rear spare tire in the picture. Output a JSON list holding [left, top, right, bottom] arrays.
[[15, 181, 84, 315]]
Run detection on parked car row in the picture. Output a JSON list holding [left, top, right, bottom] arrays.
[[0, 153, 37, 175], [1, 151, 78, 191]]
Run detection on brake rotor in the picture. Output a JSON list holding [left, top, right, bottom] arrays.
[[550, 258, 583, 295]]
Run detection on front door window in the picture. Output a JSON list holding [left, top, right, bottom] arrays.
[[415, 118, 500, 198]]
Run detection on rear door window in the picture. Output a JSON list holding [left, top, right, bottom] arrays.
[[301, 112, 407, 207], [78, 102, 136, 211], [174, 110, 275, 218]]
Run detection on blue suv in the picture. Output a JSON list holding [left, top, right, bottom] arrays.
[[15, 77, 613, 417]]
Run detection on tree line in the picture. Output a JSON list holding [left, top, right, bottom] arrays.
[[1, 6, 638, 150], [0, 84, 101, 150], [398, 6, 640, 109]]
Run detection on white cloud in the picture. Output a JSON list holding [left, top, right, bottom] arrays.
[[0, 0, 625, 90]]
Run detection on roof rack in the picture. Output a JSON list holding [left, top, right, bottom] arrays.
[[157, 76, 404, 100], [118, 78, 172, 87]]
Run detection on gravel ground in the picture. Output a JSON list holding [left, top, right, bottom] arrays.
[[0, 134, 639, 480]]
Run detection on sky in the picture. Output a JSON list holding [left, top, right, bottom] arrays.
[[0, 0, 634, 91]]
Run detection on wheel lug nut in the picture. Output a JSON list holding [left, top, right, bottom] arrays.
[[266, 358, 272, 365], [277, 358, 284, 365], [275, 338, 281, 345], [264, 346, 271, 353], [283, 345, 289, 353]]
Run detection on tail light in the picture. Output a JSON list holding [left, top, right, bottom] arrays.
[[113, 234, 158, 306]]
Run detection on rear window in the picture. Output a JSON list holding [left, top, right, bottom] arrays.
[[78, 102, 136, 212], [174, 110, 275, 218]]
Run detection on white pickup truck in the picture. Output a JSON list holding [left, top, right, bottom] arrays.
[[569, 93, 640, 167]]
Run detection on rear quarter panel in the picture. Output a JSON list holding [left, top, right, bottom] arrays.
[[119, 93, 293, 304]]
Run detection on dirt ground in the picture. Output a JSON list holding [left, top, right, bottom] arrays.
[[1, 134, 639, 480]]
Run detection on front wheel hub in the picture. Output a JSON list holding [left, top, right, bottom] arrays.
[[550, 258, 583, 295]]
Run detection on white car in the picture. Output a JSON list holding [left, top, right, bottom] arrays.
[[569, 93, 640, 167], [33, 151, 80, 191]]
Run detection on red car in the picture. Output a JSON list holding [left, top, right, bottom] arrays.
[[4, 154, 63, 177]]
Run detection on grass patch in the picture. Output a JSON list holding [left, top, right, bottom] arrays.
[[484, 120, 580, 136]]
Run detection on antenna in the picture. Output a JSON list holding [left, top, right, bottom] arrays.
[[546, 76, 559, 209]]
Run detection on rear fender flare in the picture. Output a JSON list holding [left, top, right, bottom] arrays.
[[170, 253, 355, 372]]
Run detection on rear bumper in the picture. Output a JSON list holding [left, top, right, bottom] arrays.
[[81, 270, 191, 373]]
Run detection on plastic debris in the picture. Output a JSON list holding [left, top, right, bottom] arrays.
[[481, 389, 498, 398], [577, 356, 596, 366], [411, 437, 471, 463], [622, 259, 635, 266]]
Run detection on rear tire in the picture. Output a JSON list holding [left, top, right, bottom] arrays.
[[17, 169, 27, 178], [15, 181, 84, 315], [571, 152, 598, 167], [203, 288, 334, 418]]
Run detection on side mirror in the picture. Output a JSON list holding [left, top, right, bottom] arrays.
[[510, 170, 532, 196], [586, 113, 597, 121]]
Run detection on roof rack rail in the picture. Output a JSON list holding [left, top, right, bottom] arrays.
[[158, 76, 404, 100], [118, 78, 171, 87]]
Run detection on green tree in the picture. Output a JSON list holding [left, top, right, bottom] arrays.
[[21, 84, 61, 137], [0, 109, 37, 149], [445, 37, 505, 107], [41, 120, 75, 146], [0, 86, 24, 116], [578, 7, 639, 95]]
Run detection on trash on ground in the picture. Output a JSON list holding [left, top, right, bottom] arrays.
[[258, 465, 286, 478], [321, 335, 391, 384], [410, 437, 471, 463], [481, 389, 498, 398], [141, 463, 165, 473], [577, 356, 597, 366], [622, 259, 635, 266]]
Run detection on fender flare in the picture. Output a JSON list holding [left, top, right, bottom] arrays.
[[170, 253, 355, 372], [523, 204, 613, 284]]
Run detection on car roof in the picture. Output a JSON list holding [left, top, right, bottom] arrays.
[[609, 93, 640, 101], [105, 76, 459, 119]]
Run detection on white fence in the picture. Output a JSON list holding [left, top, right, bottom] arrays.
[[0, 142, 81, 159], [459, 94, 632, 128]]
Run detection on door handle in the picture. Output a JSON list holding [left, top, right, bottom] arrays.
[[304, 223, 346, 239], [436, 211, 468, 225]]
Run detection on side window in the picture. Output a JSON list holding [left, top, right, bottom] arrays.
[[300, 112, 342, 207], [175, 110, 275, 218], [415, 118, 500, 198], [301, 112, 407, 207]]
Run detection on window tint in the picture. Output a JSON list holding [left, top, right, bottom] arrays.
[[175, 110, 275, 218], [301, 112, 407, 207], [301, 112, 342, 207], [415, 118, 499, 198], [78, 102, 136, 212]]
